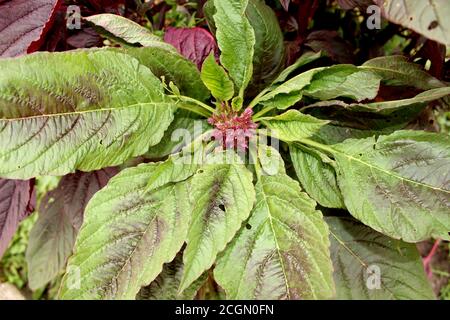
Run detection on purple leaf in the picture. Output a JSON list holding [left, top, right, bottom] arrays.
[[66, 27, 103, 49], [26, 168, 118, 289], [0, 179, 36, 258], [0, 0, 61, 57], [164, 27, 218, 70]]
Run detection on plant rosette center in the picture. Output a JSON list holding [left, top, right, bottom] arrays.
[[207, 107, 258, 150]]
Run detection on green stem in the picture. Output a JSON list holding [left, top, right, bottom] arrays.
[[170, 95, 216, 114]]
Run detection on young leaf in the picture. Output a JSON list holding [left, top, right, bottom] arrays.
[[330, 131, 450, 242], [213, 0, 255, 106], [290, 145, 345, 209], [0, 179, 35, 258], [374, 0, 450, 46], [180, 156, 256, 292], [260, 110, 329, 142], [26, 168, 117, 290], [214, 174, 335, 300], [137, 252, 207, 300], [59, 160, 196, 299], [327, 216, 435, 300], [0, 0, 61, 57], [85, 14, 175, 51], [164, 27, 218, 70], [361, 55, 445, 90], [201, 53, 234, 102], [0, 50, 174, 179]]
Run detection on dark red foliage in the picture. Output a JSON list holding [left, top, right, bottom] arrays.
[[0, 0, 62, 57], [164, 27, 218, 69], [0, 179, 36, 257]]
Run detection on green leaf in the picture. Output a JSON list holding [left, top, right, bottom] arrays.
[[26, 168, 117, 290], [260, 110, 329, 142], [122, 47, 210, 102], [253, 65, 381, 109], [200, 53, 234, 101], [246, 0, 285, 94], [361, 55, 445, 90], [375, 0, 450, 46], [214, 174, 335, 300], [85, 14, 175, 50], [213, 0, 255, 104], [327, 216, 435, 300], [59, 160, 196, 299], [329, 130, 450, 242], [302, 65, 381, 102], [136, 252, 207, 300], [180, 155, 256, 292], [303, 87, 450, 115], [0, 50, 174, 179], [290, 144, 344, 209]]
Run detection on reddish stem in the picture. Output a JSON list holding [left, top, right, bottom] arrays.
[[423, 238, 442, 278]]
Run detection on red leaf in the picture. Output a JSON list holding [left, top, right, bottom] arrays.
[[0, 0, 61, 57], [42, 168, 119, 230], [164, 27, 218, 69], [0, 179, 36, 257]]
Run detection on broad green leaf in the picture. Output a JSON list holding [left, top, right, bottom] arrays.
[[361, 55, 445, 90], [180, 155, 256, 292], [136, 252, 207, 300], [327, 216, 435, 300], [246, 0, 285, 94], [200, 53, 234, 101], [375, 0, 450, 46], [59, 160, 196, 299], [214, 174, 335, 300], [122, 47, 210, 101], [0, 50, 174, 179], [85, 14, 174, 51], [329, 131, 450, 242], [302, 65, 381, 102], [213, 0, 255, 105], [205, 0, 285, 97], [260, 110, 329, 142], [26, 168, 117, 290], [290, 144, 344, 209]]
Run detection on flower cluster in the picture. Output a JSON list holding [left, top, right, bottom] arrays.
[[208, 108, 258, 150]]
